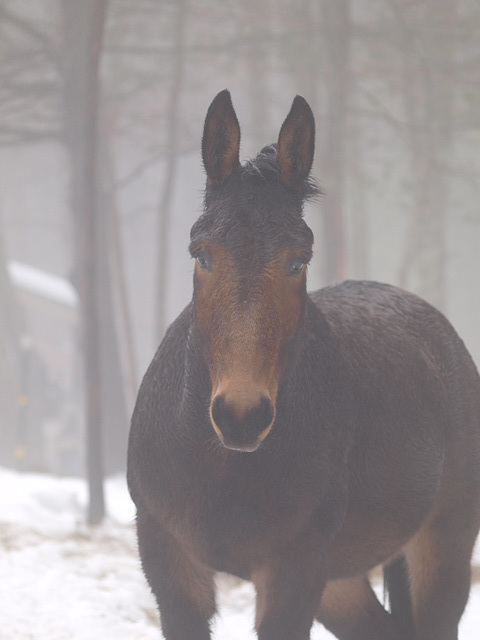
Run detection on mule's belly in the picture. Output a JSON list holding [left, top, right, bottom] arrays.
[[201, 499, 430, 582], [327, 489, 438, 579], [152, 450, 443, 582], [327, 514, 407, 578], [202, 495, 323, 579]]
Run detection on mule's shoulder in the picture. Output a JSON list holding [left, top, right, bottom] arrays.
[[153, 302, 192, 363], [307, 279, 467, 369], [307, 280, 480, 404], [145, 302, 191, 377], [309, 280, 445, 326], [128, 304, 193, 499], [311, 279, 424, 306], [131, 304, 192, 425]]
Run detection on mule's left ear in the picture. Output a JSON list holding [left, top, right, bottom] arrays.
[[202, 90, 241, 186], [277, 96, 315, 189]]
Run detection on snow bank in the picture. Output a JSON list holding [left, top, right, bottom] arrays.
[[0, 466, 134, 533], [0, 467, 478, 639]]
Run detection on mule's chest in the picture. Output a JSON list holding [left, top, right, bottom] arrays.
[[162, 458, 322, 578]]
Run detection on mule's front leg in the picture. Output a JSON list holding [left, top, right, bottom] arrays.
[[136, 508, 216, 640], [253, 538, 328, 640]]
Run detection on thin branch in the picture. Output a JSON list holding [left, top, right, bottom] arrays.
[[0, 5, 56, 59], [0, 128, 60, 147]]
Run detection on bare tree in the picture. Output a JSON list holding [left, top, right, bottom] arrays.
[[0, 211, 21, 468], [0, 2, 60, 146], [62, 0, 108, 524], [396, 0, 456, 309], [0, 0, 60, 471], [155, 0, 189, 338], [320, 0, 352, 284]]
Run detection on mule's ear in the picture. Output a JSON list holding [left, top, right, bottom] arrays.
[[202, 90, 241, 185], [277, 96, 315, 189]]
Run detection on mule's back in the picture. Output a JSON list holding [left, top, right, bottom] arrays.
[[311, 280, 480, 453]]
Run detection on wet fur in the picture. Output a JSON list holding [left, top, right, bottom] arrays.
[[128, 91, 480, 640]]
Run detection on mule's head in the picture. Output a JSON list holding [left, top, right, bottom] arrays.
[[190, 90, 317, 452]]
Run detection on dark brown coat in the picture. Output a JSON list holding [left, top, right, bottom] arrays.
[[128, 91, 480, 640]]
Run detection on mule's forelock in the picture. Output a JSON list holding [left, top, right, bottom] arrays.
[[242, 144, 321, 202]]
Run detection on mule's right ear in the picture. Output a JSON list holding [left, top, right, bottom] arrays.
[[202, 90, 241, 186]]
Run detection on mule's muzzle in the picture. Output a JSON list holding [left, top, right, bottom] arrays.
[[210, 394, 275, 452]]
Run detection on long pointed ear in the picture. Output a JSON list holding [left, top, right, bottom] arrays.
[[202, 90, 241, 185], [277, 96, 315, 189]]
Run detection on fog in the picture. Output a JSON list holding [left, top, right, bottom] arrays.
[[0, 0, 479, 489]]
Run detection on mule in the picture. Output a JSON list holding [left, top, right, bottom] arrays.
[[127, 90, 480, 640]]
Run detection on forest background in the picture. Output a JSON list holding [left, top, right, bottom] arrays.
[[0, 0, 479, 521]]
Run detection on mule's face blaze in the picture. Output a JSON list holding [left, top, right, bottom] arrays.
[[190, 221, 312, 452], [193, 89, 317, 451]]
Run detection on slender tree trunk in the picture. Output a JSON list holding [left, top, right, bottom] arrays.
[[101, 130, 138, 401], [321, 0, 351, 284], [97, 174, 130, 476], [156, 0, 188, 339], [245, 0, 269, 146], [418, 0, 455, 310], [349, 123, 369, 279], [62, 0, 107, 524], [398, 1, 456, 310], [0, 208, 21, 468]]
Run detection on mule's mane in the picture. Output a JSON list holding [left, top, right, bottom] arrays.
[[242, 144, 320, 200]]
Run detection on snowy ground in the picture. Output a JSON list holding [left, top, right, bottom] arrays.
[[1, 467, 479, 639]]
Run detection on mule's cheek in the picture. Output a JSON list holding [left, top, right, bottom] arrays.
[[280, 284, 304, 337], [193, 295, 228, 364]]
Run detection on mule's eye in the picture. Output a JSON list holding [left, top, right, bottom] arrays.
[[194, 251, 212, 271], [287, 258, 306, 276]]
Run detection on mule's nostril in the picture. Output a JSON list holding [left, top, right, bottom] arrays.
[[210, 394, 275, 451], [211, 394, 227, 430], [253, 396, 275, 430]]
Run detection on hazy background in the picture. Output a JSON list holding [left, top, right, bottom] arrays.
[[1, 1, 479, 501]]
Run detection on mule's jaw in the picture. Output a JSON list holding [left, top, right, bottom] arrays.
[[211, 421, 273, 453], [220, 438, 263, 453]]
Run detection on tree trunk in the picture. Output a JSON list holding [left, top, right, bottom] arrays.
[[0, 209, 21, 469], [156, 0, 188, 339], [61, 0, 107, 524], [398, 1, 456, 310], [349, 123, 369, 280], [245, 0, 269, 146], [101, 129, 138, 401], [321, 0, 351, 284], [96, 138, 131, 475]]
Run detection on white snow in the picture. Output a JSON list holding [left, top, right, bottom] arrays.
[[0, 466, 479, 639], [8, 261, 79, 309]]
